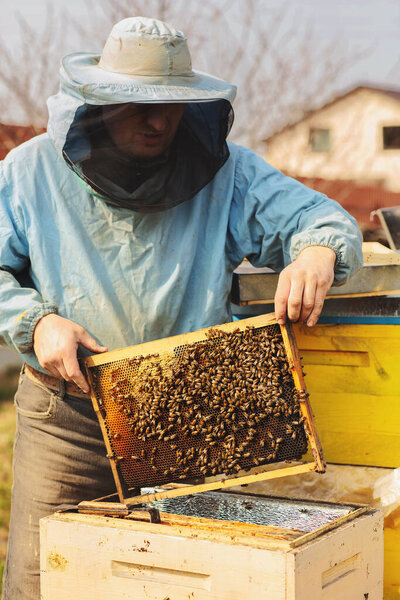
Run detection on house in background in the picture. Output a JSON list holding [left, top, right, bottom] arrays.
[[264, 85, 400, 235]]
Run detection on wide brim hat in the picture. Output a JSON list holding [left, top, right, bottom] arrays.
[[61, 17, 237, 105]]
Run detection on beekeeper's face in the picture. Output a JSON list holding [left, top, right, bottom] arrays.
[[102, 102, 185, 159]]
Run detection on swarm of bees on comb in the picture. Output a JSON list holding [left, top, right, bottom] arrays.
[[91, 324, 309, 487]]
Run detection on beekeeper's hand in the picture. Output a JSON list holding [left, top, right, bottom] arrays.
[[274, 245, 336, 327], [33, 314, 107, 392]]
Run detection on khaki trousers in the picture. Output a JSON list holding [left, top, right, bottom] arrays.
[[1, 366, 115, 600]]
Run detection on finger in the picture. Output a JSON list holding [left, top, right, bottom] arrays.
[[287, 278, 305, 322], [54, 360, 69, 382], [78, 330, 108, 354], [274, 272, 291, 325], [299, 276, 317, 323], [41, 362, 65, 379], [63, 354, 90, 393], [38, 355, 66, 380], [307, 284, 327, 327]]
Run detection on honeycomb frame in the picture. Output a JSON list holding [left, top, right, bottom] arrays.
[[84, 314, 325, 505]]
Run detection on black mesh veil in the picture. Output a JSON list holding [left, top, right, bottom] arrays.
[[62, 100, 234, 213]]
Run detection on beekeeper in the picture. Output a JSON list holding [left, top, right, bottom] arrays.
[[0, 16, 362, 600]]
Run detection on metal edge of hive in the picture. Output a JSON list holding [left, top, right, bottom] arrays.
[[288, 505, 369, 548], [71, 491, 369, 552]]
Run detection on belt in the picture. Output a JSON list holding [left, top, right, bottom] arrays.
[[24, 364, 91, 399]]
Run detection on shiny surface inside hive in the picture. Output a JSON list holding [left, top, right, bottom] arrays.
[[147, 491, 354, 533], [89, 325, 309, 488]]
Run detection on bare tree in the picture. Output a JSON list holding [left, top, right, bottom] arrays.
[[0, 0, 364, 151], [0, 4, 67, 130]]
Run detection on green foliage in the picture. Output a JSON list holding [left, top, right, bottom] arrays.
[[0, 374, 17, 594], [0, 367, 19, 402]]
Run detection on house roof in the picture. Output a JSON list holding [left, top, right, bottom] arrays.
[[296, 175, 400, 229], [264, 83, 400, 143], [0, 122, 45, 160]]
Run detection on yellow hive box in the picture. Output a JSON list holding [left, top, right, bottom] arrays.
[[293, 323, 400, 468]]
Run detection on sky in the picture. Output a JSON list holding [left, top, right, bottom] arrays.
[[0, 0, 399, 131], [286, 0, 400, 89], [0, 0, 398, 82]]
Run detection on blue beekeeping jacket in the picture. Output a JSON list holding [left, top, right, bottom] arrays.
[[0, 136, 363, 373], [0, 72, 363, 374]]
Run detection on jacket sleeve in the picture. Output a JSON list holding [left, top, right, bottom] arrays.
[[226, 147, 363, 285], [0, 163, 58, 354]]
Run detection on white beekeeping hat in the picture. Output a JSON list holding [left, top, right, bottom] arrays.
[[61, 16, 237, 104]]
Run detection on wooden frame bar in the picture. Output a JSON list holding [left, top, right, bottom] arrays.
[[280, 324, 326, 472], [84, 313, 277, 368]]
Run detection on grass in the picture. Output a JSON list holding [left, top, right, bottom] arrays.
[[0, 367, 18, 594]]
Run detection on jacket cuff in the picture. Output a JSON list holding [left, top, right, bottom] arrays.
[[15, 303, 58, 354]]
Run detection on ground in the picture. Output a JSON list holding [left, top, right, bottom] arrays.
[[0, 367, 18, 593]]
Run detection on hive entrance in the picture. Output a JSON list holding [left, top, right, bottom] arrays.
[[84, 314, 325, 505]]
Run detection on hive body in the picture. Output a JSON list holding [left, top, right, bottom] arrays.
[[40, 503, 383, 600]]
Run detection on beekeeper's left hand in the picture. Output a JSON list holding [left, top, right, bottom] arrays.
[[274, 245, 336, 327]]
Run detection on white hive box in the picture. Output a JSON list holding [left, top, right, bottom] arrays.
[[40, 492, 383, 600]]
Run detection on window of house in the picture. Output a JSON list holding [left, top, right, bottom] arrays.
[[309, 128, 331, 152], [382, 126, 400, 150]]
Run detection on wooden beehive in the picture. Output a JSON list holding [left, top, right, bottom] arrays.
[[40, 494, 383, 600]]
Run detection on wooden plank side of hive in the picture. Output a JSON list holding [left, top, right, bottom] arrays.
[[40, 512, 288, 600], [286, 509, 383, 600]]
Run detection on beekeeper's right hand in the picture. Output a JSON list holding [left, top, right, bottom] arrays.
[[33, 313, 107, 393]]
